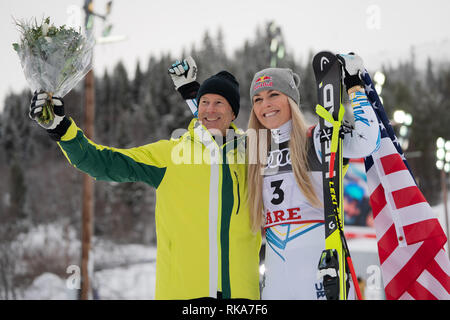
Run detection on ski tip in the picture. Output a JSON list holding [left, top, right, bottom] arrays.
[[312, 51, 340, 78]]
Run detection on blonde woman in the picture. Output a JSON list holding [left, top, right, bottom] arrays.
[[247, 54, 380, 299]]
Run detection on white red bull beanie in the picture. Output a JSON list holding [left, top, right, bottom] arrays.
[[250, 68, 301, 106]]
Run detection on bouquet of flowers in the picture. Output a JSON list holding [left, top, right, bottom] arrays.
[[13, 17, 95, 124]]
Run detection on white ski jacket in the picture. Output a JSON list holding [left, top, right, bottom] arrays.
[[261, 90, 380, 299]]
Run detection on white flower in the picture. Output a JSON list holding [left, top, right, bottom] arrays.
[[42, 22, 49, 36]]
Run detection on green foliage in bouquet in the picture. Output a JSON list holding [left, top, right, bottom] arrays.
[[13, 17, 94, 124]]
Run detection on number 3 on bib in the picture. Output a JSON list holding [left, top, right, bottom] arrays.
[[270, 179, 284, 205]]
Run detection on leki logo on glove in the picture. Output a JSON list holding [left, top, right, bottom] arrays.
[[254, 75, 273, 91]]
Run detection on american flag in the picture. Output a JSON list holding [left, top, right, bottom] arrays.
[[362, 70, 450, 300]]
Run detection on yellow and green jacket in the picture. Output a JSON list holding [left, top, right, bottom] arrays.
[[57, 117, 261, 300]]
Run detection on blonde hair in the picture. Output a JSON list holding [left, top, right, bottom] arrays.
[[247, 97, 322, 233]]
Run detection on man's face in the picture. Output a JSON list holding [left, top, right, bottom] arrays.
[[198, 93, 236, 136]]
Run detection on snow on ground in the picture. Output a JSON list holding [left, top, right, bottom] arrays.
[[92, 241, 157, 300], [23, 273, 70, 300], [94, 261, 156, 300], [21, 242, 157, 300], [12, 223, 157, 300]]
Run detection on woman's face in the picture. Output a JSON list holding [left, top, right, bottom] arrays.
[[252, 90, 292, 129]]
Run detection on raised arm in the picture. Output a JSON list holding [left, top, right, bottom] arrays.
[[338, 53, 380, 158], [29, 92, 169, 188], [168, 56, 200, 116], [312, 53, 380, 162]]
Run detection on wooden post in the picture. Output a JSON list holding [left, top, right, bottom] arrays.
[[80, 68, 95, 300], [79, 0, 96, 301]]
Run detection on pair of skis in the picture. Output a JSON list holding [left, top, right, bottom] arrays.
[[313, 51, 363, 300]]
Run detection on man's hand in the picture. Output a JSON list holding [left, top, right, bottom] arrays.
[[29, 91, 65, 129], [29, 91, 71, 141], [337, 53, 365, 93], [168, 56, 198, 90]]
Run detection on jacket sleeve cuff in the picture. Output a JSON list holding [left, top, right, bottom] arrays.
[[46, 117, 72, 141], [178, 81, 200, 100], [343, 73, 364, 92], [60, 118, 78, 141]]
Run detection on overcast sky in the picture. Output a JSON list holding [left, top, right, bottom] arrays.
[[1, 0, 449, 113]]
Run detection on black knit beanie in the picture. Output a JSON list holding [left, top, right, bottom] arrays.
[[196, 71, 240, 117]]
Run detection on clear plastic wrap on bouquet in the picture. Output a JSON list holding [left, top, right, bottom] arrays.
[[14, 17, 95, 109]]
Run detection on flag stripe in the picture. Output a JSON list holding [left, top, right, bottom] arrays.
[[362, 70, 450, 300], [365, 163, 379, 193], [383, 243, 423, 299], [396, 202, 438, 232], [380, 153, 406, 175], [406, 281, 437, 300], [417, 269, 449, 299], [377, 224, 398, 264], [381, 169, 416, 193], [426, 256, 450, 294], [373, 205, 395, 241], [391, 186, 427, 210], [376, 137, 399, 158], [370, 183, 387, 218], [403, 219, 446, 245], [399, 291, 414, 300], [385, 239, 443, 300], [435, 249, 450, 276], [381, 242, 422, 287], [419, 269, 450, 299]]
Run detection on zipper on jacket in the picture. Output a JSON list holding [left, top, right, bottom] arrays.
[[233, 171, 240, 215]]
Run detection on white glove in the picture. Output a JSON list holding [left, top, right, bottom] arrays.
[[29, 91, 65, 130], [168, 56, 198, 90], [337, 53, 364, 77], [337, 53, 365, 91]]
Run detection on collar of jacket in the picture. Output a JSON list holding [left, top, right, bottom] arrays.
[[185, 118, 246, 151]]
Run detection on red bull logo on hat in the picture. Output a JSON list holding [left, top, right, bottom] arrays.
[[255, 75, 272, 83], [254, 75, 273, 91]]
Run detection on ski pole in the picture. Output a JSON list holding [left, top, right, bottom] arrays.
[[334, 210, 364, 300]]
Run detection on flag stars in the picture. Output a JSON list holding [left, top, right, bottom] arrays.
[[392, 135, 401, 147], [369, 99, 379, 110], [365, 84, 375, 94], [361, 69, 368, 78]]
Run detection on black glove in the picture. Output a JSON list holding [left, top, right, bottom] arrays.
[[336, 53, 365, 92], [29, 91, 71, 141]]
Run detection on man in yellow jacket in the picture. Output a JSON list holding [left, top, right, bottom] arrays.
[[28, 58, 261, 300]]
